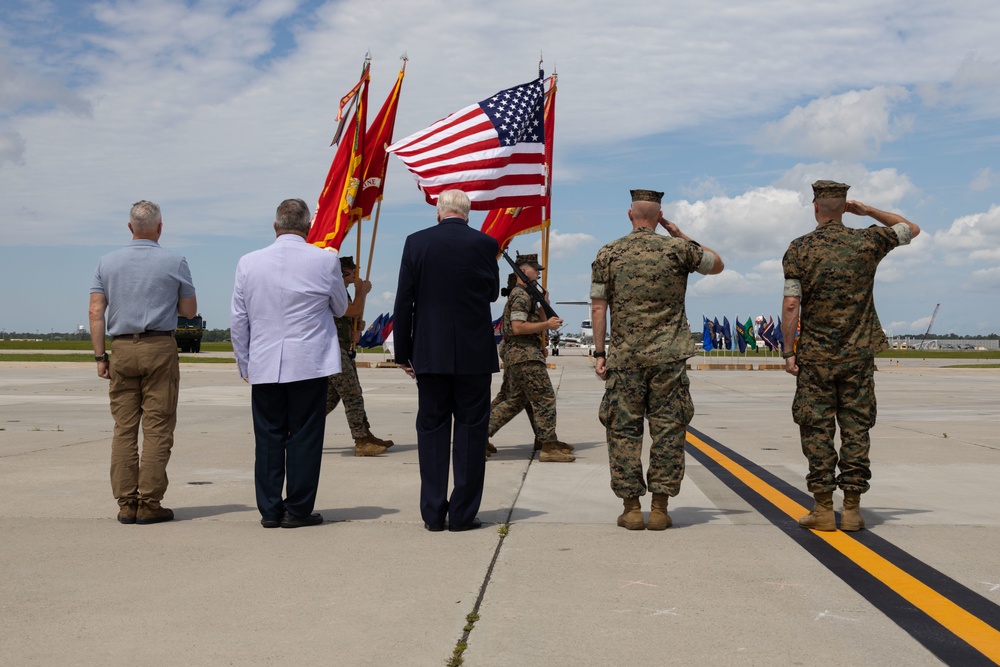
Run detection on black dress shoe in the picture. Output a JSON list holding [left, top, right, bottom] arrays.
[[448, 517, 483, 532], [424, 523, 445, 532], [280, 512, 323, 528], [260, 517, 281, 528]]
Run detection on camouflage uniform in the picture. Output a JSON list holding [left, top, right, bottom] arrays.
[[592, 227, 712, 499], [326, 298, 371, 439], [783, 208, 912, 494], [488, 285, 558, 443]]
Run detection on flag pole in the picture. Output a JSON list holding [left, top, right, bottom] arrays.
[[363, 55, 406, 283]]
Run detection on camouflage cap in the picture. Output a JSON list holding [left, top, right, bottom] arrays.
[[340, 255, 356, 271], [811, 180, 850, 200], [630, 189, 664, 204], [515, 252, 544, 270]]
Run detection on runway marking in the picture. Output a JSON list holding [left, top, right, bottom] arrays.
[[685, 426, 1000, 667]]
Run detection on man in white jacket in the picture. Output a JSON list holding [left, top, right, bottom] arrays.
[[231, 198, 350, 529]]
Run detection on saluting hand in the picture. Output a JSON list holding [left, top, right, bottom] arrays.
[[658, 213, 684, 238], [845, 200, 869, 217]]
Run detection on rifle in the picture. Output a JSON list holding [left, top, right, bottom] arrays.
[[500, 250, 559, 320]]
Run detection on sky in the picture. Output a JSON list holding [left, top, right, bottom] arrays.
[[1, 0, 999, 338]]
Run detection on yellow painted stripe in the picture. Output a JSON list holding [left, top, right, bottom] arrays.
[[687, 432, 1000, 663]]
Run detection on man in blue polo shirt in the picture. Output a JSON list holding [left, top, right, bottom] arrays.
[[90, 200, 197, 525]]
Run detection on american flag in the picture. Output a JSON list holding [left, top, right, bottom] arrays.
[[387, 78, 546, 211]]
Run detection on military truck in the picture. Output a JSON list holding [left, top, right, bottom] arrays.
[[176, 315, 205, 353]]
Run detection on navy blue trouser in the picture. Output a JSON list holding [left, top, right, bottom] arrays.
[[415, 373, 491, 528], [251, 376, 328, 521]]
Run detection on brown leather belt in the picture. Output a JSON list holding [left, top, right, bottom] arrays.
[[113, 330, 174, 341]]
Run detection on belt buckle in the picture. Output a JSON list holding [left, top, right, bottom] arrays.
[[133, 333, 141, 343]]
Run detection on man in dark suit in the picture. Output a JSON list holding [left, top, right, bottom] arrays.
[[393, 189, 500, 532]]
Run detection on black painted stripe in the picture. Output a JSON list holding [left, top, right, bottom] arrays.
[[685, 425, 1000, 666]]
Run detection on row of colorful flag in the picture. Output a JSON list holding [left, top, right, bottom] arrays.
[[702, 315, 792, 353], [357, 313, 394, 349]]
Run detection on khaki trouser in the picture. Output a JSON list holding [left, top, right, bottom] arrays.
[[108, 335, 180, 507]]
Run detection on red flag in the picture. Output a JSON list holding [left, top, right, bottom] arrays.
[[355, 63, 406, 221], [481, 206, 545, 253], [386, 78, 546, 211], [543, 77, 556, 201], [308, 66, 369, 250]]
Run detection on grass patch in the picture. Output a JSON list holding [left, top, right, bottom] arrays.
[[0, 354, 233, 363], [1, 340, 234, 353]]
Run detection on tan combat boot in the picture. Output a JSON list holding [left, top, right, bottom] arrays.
[[533, 439, 575, 454], [617, 497, 645, 530], [359, 432, 394, 449], [354, 438, 388, 457], [840, 491, 865, 531], [798, 492, 836, 531], [646, 493, 672, 531], [539, 442, 575, 462]]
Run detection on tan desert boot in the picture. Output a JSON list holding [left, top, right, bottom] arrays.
[[617, 497, 645, 530], [798, 492, 836, 531], [539, 442, 575, 462], [647, 493, 673, 530], [357, 433, 394, 449], [840, 491, 865, 531], [354, 441, 388, 457], [533, 439, 575, 454]]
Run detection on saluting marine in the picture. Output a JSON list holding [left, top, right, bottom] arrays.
[[326, 256, 394, 456], [488, 254, 575, 462], [782, 180, 920, 532], [591, 189, 723, 530]]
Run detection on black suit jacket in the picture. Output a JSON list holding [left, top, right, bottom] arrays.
[[393, 217, 500, 375]]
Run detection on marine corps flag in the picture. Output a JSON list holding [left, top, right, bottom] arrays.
[[355, 62, 406, 222], [308, 62, 370, 250], [481, 206, 545, 252]]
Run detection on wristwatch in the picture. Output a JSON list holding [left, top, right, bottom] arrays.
[[95, 352, 109, 362], [781, 350, 795, 359], [593, 351, 606, 359]]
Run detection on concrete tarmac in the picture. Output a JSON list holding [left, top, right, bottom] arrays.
[[1, 355, 998, 666]]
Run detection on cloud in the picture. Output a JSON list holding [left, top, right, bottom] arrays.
[[920, 53, 1000, 115], [756, 87, 912, 161], [667, 186, 807, 261], [689, 259, 783, 298], [966, 266, 1000, 290], [0, 129, 26, 167], [774, 163, 919, 209], [969, 167, 995, 192], [547, 229, 596, 258], [679, 176, 727, 200], [933, 204, 1000, 264]]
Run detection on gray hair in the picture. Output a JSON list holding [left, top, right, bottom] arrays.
[[436, 189, 471, 220], [130, 200, 162, 233], [275, 198, 311, 233]]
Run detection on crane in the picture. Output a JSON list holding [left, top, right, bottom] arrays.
[[923, 303, 940, 339], [915, 303, 940, 350]]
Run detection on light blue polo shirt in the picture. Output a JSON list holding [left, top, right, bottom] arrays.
[[91, 239, 196, 336]]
